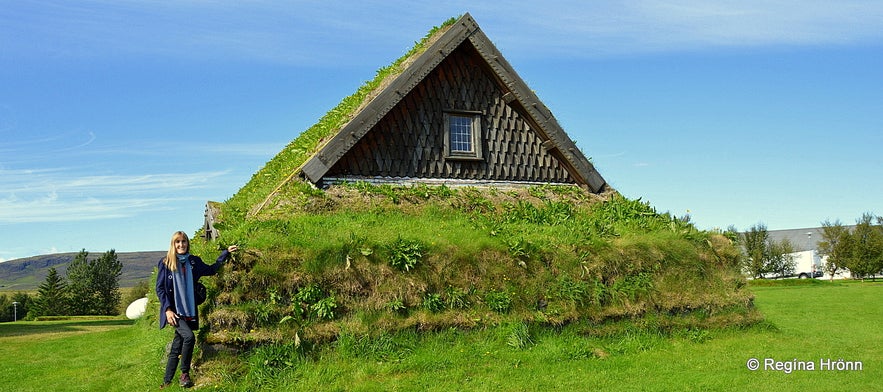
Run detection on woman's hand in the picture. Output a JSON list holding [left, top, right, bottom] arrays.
[[227, 245, 239, 253], [166, 309, 178, 327]]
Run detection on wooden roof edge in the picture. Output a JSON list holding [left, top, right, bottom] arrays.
[[466, 28, 607, 193]]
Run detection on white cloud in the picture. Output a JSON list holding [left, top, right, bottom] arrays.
[[3, 1, 881, 65], [0, 127, 273, 225], [0, 169, 228, 223], [632, 0, 883, 45], [482, 0, 883, 57]]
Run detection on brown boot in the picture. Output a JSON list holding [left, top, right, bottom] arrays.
[[180, 372, 193, 388]]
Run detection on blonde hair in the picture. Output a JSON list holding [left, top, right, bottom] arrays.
[[163, 231, 190, 272]]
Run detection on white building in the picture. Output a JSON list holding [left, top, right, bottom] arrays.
[[766, 226, 854, 279]]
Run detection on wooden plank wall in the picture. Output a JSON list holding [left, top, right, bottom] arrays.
[[203, 201, 220, 241], [325, 43, 575, 184]]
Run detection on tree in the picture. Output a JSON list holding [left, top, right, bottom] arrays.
[[741, 224, 770, 279], [66, 249, 124, 315], [66, 249, 94, 315], [818, 220, 849, 281], [31, 267, 69, 317], [842, 213, 883, 281], [0, 294, 13, 322], [767, 239, 796, 278], [92, 249, 123, 315], [740, 223, 795, 279], [0, 292, 32, 322], [11, 292, 32, 321]]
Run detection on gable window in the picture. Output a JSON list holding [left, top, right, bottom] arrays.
[[449, 115, 473, 152], [444, 110, 483, 160]]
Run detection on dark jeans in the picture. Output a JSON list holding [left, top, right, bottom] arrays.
[[163, 318, 197, 384]]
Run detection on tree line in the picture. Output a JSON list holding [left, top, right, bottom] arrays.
[[0, 249, 125, 322], [738, 213, 883, 280]]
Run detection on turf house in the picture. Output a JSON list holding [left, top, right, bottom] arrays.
[[183, 13, 755, 361]]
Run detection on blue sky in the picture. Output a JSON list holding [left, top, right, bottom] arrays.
[[1, 1, 881, 262]]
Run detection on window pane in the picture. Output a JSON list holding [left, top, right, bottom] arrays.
[[450, 115, 472, 152]]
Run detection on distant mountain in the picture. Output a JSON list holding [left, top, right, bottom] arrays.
[[0, 251, 165, 291]]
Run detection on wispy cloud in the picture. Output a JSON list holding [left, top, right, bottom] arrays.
[[1, 170, 228, 194], [633, 0, 883, 45], [1, 127, 281, 164], [0, 126, 272, 224], [0, 169, 228, 223], [484, 0, 883, 57], [3, 1, 881, 65]]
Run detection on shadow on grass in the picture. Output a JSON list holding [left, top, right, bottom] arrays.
[[747, 278, 831, 287], [0, 318, 136, 338]]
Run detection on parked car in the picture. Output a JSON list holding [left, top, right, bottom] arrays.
[[797, 268, 823, 279]]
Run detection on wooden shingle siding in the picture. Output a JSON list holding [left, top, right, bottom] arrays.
[[325, 43, 575, 184]]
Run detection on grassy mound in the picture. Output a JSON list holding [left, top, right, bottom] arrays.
[[191, 183, 755, 348]]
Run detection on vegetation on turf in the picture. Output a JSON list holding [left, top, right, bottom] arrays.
[[187, 183, 755, 351]]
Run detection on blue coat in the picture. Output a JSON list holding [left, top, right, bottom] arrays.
[[155, 250, 229, 329]]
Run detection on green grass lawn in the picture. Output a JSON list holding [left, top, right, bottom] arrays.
[[1, 281, 880, 391], [0, 317, 168, 391]]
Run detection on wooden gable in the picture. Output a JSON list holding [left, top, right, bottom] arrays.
[[300, 13, 606, 193]]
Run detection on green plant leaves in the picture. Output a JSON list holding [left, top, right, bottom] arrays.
[[386, 237, 425, 272]]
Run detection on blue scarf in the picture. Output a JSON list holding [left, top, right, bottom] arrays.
[[172, 253, 197, 318]]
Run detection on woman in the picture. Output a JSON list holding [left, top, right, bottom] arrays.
[[155, 230, 237, 389]]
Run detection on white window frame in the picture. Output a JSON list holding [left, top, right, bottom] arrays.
[[444, 110, 483, 161]]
